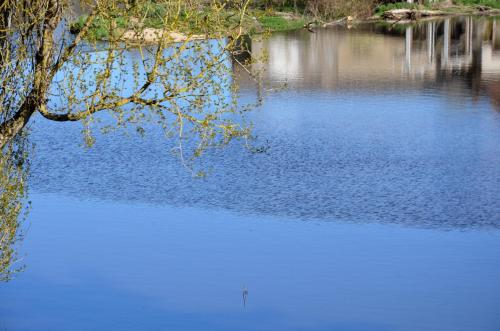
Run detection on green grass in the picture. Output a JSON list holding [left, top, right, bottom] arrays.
[[70, 15, 128, 40], [69, 2, 171, 40], [71, 9, 307, 40], [258, 15, 305, 32]]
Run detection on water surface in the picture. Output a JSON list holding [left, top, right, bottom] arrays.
[[1, 16, 500, 331]]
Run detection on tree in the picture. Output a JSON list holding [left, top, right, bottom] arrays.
[[0, 0, 254, 150], [0, 0, 254, 280], [0, 138, 28, 282]]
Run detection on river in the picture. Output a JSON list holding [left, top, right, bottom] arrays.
[[1, 16, 499, 331]]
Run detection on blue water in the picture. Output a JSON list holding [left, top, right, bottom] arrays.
[[1, 17, 500, 331], [29, 86, 500, 230], [2, 195, 500, 331]]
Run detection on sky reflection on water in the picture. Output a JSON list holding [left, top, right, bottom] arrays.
[[1, 195, 500, 331]]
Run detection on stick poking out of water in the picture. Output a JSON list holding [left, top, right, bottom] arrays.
[[242, 286, 249, 308]]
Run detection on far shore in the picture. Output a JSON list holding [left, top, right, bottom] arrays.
[[70, 4, 500, 44]]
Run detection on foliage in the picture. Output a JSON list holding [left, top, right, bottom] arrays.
[[236, 0, 500, 19], [70, 1, 309, 40], [453, 0, 500, 9], [248, 0, 379, 18], [304, 0, 378, 19], [70, 2, 214, 39], [0, 0, 263, 280], [70, 15, 129, 40], [1, 0, 260, 162], [375, 2, 420, 14], [0, 140, 29, 282]]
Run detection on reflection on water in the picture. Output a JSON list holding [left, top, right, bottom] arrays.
[[1, 16, 500, 331], [250, 16, 500, 110], [0, 140, 29, 282], [25, 17, 500, 230], [2, 196, 500, 331]]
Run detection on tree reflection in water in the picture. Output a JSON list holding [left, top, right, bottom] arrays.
[[0, 138, 29, 282]]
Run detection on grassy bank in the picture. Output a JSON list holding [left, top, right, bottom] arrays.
[[70, 0, 500, 41], [70, 3, 308, 41], [257, 14, 306, 32]]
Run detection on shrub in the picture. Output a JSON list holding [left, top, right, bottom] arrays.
[[305, 0, 378, 18]]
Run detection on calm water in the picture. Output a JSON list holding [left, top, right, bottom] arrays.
[[1, 16, 500, 331]]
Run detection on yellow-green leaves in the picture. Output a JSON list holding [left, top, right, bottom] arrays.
[[0, 140, 29, 282]]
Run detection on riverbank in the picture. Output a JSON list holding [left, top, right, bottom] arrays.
[[69, 8, 307, 44], [69, 2, 500, 43], [371, 2, 500, 23]]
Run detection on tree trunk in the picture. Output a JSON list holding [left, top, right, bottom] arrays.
[[0, 0, 61, 149], [0, 99, 36, 149]]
